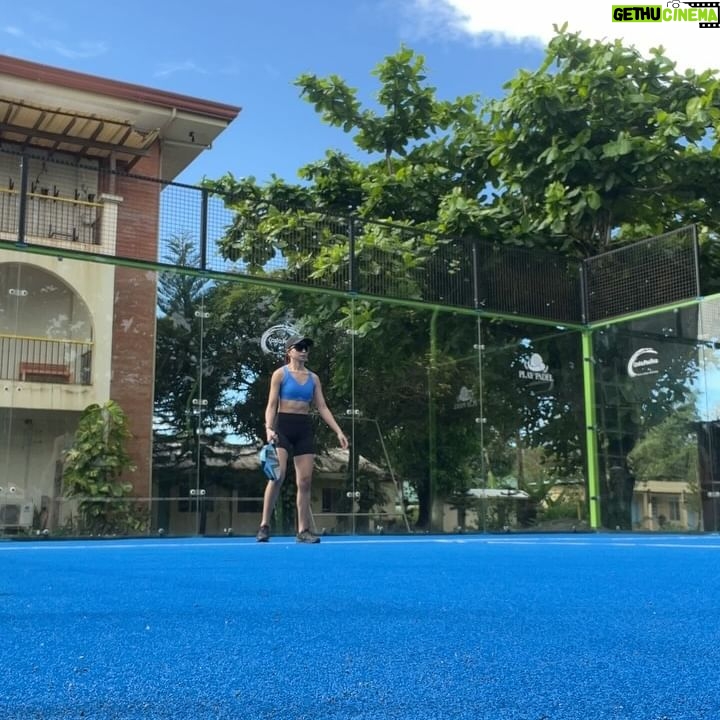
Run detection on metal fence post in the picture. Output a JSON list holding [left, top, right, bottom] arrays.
[[16, 153, 29, 246], [580, 257, 589, 324], [472, 239, 480, 311], [348, 214, 357, 293], [200, 187, 209, 271]]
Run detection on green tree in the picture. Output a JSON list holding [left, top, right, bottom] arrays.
[[482, 26, 720, 259], [154, 236, 282, 528], [628, 402, 702, 530]]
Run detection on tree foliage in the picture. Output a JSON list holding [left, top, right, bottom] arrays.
[[628, 403, 699, 482], [154, 234, 279, 489], [485, 27, 720, 256]]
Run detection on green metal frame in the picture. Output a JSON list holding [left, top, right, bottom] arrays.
[[582, 331, 601, 529]]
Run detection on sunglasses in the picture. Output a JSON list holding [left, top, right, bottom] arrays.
[[292, 344, 310, 352]]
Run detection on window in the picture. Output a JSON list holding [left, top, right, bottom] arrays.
[[322, 487, 343, 513]]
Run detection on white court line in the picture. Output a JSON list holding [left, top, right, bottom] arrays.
[[0, 537, 473, 552], [0, 540, 238, 552], [2, 535, 720, 552]]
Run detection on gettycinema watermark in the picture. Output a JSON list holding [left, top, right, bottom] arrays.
[[612, 2, 720, 27]]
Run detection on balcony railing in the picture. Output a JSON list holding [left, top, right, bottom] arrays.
[[0, 334, 93, 385], [0, 187, 102, 246]]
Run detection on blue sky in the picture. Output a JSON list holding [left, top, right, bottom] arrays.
[[1, 0, 718, 186]]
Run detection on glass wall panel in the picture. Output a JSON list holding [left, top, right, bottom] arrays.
[[593, 304, 704, 531], [421, 309, 483, 534], [695, 296, 720, 531], [479, 322, 585, 532], [0, 254, 122, 538], [348, 301, 445, 535], [152, 266, 208, 536], [10, 238, 720, 538], [0, 260, 24, 538], [151, 280, 358, 537]]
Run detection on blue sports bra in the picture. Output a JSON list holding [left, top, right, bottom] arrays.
[[279, 365, 315, 403]]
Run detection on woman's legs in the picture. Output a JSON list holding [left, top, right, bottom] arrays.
[[294, 453, 315, 532]]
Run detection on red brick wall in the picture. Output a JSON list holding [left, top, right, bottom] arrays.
[[109, 146, 161, 497]]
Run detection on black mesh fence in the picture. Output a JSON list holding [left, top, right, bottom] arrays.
[[0, 147, 701, 324], [583, 227, 699, 323], [475, 241, 583, 323], [205, 208, 353, 292]]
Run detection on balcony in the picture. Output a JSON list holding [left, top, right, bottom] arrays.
[[0, 186, 107, 251], [0, 334, 93, 385]]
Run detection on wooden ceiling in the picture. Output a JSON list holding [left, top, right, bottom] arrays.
[[0, 97, 158, 170]]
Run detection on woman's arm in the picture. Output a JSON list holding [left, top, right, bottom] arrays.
[[264, 369, 282, 443], [313, 374, 349, 449]]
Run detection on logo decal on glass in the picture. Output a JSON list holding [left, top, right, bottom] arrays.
[[518, 352, 554, 391], [454, 386, 478, 410], [627, 347, 660, 378], [260, 324, 299, 356]]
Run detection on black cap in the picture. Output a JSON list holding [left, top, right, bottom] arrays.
[[285, 335, 314, 351]]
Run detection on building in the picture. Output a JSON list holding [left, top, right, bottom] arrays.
[[0, 55, 240, 532]]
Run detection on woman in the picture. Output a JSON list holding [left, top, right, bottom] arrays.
[[257, 335, 349, 543]]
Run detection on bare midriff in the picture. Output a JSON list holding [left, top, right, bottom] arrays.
[[278, 399, 310, 415]]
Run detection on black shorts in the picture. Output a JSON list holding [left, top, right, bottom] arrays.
[[275, 413, 315, 456]]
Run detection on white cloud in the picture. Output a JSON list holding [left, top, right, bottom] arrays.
[[3, 26, 24, 38], [413, 0, 719, 73], [3, 23, 106, 59], [154, 61, 207, 78], [48, 40, 107, 60]]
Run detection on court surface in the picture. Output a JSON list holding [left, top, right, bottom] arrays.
[[2, 533, 720, 720]]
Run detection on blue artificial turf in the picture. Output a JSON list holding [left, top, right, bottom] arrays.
[[1, 534, 720, 720]]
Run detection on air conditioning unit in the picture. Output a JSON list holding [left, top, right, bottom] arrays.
[[0, 486, 33, 528], [0, 503, 33, 528]]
